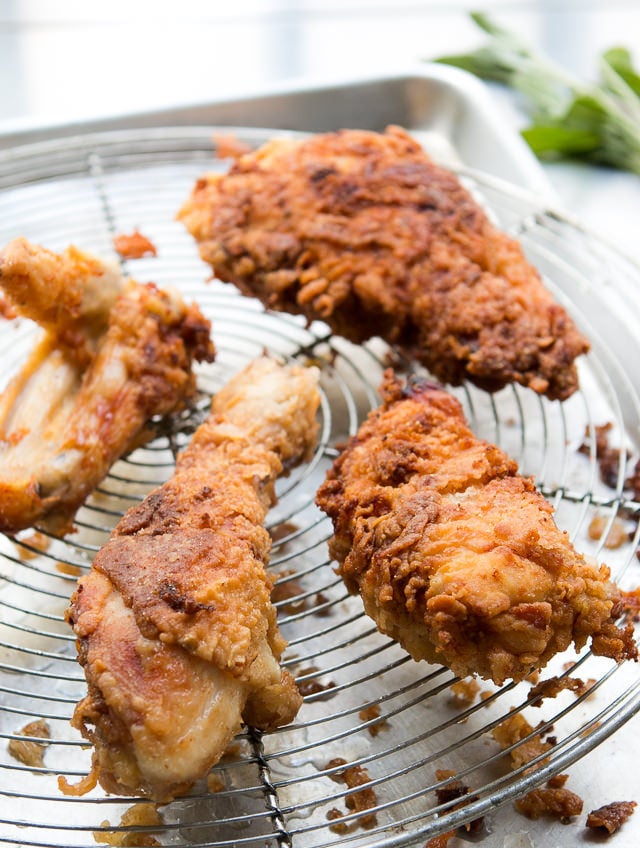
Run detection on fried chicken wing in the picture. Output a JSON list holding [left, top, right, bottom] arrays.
[[64, 357, 320, 802], [178, 125, 589, 400], [316, 371, 636, 685], [0, 238, 215, 535]]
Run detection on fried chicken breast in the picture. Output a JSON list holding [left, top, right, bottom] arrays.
[[64, 357, 320, 802], [0, 238, 215, 535], [316, 371, 636, 685], [178, 125, 589, 400]]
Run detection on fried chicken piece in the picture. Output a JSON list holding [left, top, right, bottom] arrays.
[[64, 357, 320, 802], [0, 238, 215, 535], [316, 371, 637, 684], [178, 125, 589, 400]]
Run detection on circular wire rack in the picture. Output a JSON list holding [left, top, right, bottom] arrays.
[[0, 127, 639, 848]]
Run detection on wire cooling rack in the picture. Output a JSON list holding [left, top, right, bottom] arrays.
[[0, 127, 639, 848]]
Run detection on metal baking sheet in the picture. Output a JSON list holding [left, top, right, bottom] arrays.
[[0, 64, 550, 194], [0, 68, 639, 848]]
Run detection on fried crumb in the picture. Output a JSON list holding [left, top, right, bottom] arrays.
[[206, 772, 225, 793], [515, 786, 583, 821], [8, 718, 50, 767], [547, 774, 569, 789], [358, 704, 389, 736], [271, 574, 308, 613], [433, 769, 483, 835], [313, 591, 332, 615], [619, 587, 640, 623], [326, 757, 378, 831], [213, 134, 253, 160], [326, 807, 350, 835], [94, 803, 162, 846], [296, 667, 336, 698], [579, 423, 621, 489], [579, 424, 640, 508], [586, 800, 637, 835], [588, 514, 629, 549], [113, 230, 157, 260], [270, 520, 299, 543], [56, 560, 83, 576], [625, 459, 640, 503], [492, 713, 552, 772], [581, 720, 601, 738], [15, 530, 50, 558], [425, 831, 457, 848], [434, 769, 467, 807], [448, 679, 480, 708], [529, 675, 595, 706]]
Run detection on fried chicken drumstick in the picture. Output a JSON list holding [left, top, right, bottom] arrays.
[[0, 238, 215, 535], [179, 125, 589, 400], [316, 371, 636, 685], [64, 357, 320, 802]]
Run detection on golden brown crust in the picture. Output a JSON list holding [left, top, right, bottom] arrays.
[[316, 370, 637, 684], [179, 125, 589, 399], [66, 358, 320, 802], [586, 800, 637, 834], [515, 786, 583, 821], [0, 240, 215, 535]]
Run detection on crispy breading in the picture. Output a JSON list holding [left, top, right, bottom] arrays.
[[179, 125, 589, 400], [316, 370, 637, 684], [64, 358, 320, 802], [0, 239, 215, 535]]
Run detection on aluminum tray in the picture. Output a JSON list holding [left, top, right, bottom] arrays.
[[0, 68, 639, 848], [0, 64, 550, 193]]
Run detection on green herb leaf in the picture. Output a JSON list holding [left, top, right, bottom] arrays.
[[521, 125, 601, 158], [602, 47, 640, 99], [432, 12, 640, 174]]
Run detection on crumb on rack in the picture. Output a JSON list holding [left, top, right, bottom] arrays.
[[55, 560, 83, 576], [296, 667, 336, 698], [547, 773, 569, 789], [358, 704, 390, 736], [588, 513, 629, 549], [448, 678, 480, 708], [586, 800, 637, 835], [93, 803, 163, 846], [433, 769, 483, 835], [8, 718, 50, 767], [313, 591, 332, 616], [14, 530, 51, 559], [579, 423, 640, 507], [425, 831, 457, 848], [492, 712, 552, 772], [271, 572, 308, 613], [112, 230, 157, 259], [579, 423, 621, 489], [515, 785, 583, 822], [619, 587, 640, 623], [269, 520, 299, 543], [326, 757, 378, 833], [529, 675, 595, 706]]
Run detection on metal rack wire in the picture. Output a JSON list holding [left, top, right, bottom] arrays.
[[0, 127, 639, 847]]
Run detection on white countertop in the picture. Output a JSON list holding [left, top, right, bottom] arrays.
[[0, 3, 639, 847]]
